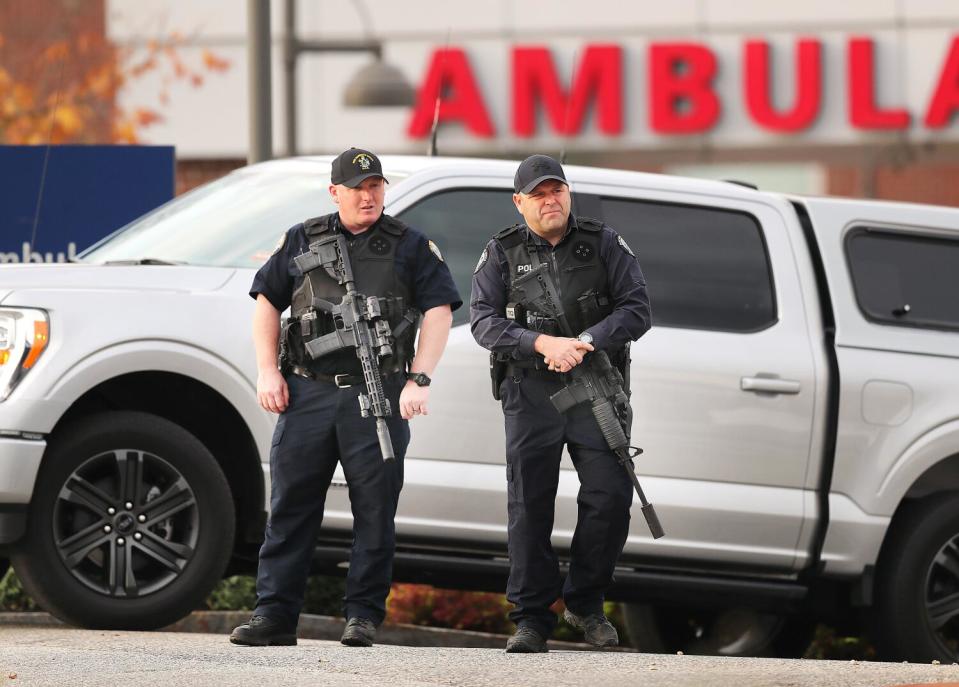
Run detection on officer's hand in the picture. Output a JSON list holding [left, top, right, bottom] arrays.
[[257, 368, 289, 414], [535, 335, 594, 373], [400, 381, 430, 420]]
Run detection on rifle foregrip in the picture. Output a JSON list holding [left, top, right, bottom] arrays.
[[592, 398, 629, 451]]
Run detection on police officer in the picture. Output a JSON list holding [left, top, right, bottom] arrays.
[[231, 148, 461, 648], [470, 155, 651, 653]]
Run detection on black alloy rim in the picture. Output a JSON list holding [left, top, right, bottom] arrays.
[[52, 449, 199, 598], [925, 536, 959, 657]]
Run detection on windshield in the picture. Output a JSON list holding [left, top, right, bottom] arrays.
[[79, 166, 408, 268]]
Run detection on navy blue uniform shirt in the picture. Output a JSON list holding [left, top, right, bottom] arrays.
[[470, 216, 650, 358], [250, 213, 462, 350]]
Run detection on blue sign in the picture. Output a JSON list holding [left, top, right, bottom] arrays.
[[0, 145, 174, 264]]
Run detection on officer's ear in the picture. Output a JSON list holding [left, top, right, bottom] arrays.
[[512, 193, 524, 214], [329, 184, 340, 204]]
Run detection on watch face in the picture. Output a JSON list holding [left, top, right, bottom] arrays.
[[410, 372, 431, 386], [579, 333, 594, 344]]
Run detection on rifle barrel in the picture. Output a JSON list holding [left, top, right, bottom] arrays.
[[376, 418, 395, 462], [616, 449, 664, 539]]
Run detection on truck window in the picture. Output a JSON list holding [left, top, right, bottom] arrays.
[[846, 229, 959, 331], [397, 188, 521, 325], [598, 197, 776, 332]]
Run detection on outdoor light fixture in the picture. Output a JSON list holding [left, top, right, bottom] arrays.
[[247, 0, 416, 162], [282, 0, 413, 156], [343, 59, 415, 107]]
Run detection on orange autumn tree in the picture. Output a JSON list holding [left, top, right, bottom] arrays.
[[0, 29, 230, 145]]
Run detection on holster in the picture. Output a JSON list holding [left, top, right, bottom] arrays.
[[278, 319, 293, 376], [490, 352, 508, 401]]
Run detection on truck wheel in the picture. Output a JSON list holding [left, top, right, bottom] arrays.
[[11, 411, 234, 630], [623, 603, 813, 657], [876, 493, 959, 662]]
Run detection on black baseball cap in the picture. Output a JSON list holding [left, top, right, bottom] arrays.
[[331, 147, 388, 188], [514, 154, 567, 194]]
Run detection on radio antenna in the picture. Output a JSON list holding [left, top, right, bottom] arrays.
[[427, 28, 451, 157], [30, 57, 66, 253], [558, 47, 579, 166]]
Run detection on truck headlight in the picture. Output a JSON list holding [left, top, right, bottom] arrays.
[[0, 308, 50, 402]]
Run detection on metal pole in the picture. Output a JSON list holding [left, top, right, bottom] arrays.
[[247, 0, 272, 163], [283, 0, 297, 157]]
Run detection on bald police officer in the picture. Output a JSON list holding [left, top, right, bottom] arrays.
[[471, 155, 651, 653], [231, 148, 461, 648]]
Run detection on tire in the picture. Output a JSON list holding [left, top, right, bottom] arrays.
[[623, 603, 815, 657], [876, 493, 959, 662], [11, 411, 235, 630]]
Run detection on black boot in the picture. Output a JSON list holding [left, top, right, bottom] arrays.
[[563, 609, 619, 648], [340, 617, 377, 647], [229, 615, 297, 646], [505, 626, 548, 653]]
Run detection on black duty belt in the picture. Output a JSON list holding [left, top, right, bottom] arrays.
[[291, 365, 404, 388], [505, 364, 562, 381], [291, 365, 365, 388]]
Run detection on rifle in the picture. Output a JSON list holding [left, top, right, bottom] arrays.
[[293, 233, 401, 463], [511, 263, 664, 539]]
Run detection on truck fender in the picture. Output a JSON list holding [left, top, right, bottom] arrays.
[[43, 340, 272, 454], [877, 419, 959, 513]]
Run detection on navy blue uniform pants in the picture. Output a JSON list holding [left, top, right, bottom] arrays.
[[501, 371, 633, 638], [254, 372, 410, 628]]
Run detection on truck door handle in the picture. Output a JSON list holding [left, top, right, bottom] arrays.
[[740, 377, 801, 395]]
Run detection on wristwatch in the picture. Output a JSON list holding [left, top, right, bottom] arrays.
[[407, 372, 431, 387], [577, 331, 594, 345]]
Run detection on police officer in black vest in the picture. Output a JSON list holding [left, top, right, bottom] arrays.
[[470, 155, 651, 653], [231, 148, 461, 648]]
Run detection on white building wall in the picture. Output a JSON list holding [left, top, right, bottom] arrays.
[[106, 0, 959, 159]]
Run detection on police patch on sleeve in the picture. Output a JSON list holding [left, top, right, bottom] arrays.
[[271, 231, 287, 255], [617, 235, 635, 257], [474, 247, 488, 274], [428, 240, 444, 262]]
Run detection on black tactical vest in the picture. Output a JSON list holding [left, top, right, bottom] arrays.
[[495, 216, 613, 344], [287, 213, 415, 375]]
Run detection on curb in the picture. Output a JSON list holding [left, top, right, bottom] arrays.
[[0, 611, 632, 651]]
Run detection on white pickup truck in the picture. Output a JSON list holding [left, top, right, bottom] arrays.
[[0, 156, 957, 661]]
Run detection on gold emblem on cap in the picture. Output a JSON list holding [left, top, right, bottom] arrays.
[[352, 153, 372, 170]]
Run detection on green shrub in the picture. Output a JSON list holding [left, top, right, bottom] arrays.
[[205, 575, 257, 611], [0, 568, 37, 612], [803, 624, 876, 660], [303, 575, 346, 617], [204, 573, 345, 616]]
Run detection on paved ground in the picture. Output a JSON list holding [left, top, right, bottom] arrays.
[[2, 626, 959, 687]]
